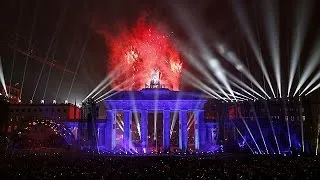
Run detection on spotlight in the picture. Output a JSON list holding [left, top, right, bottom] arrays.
[[64, 100, 68, 104], [53, 99, 56, 104], [41, 100, 45, 104], [30, 100, 33, 104]]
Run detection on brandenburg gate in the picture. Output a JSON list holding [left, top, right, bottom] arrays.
[[104, 88, 207, 152]]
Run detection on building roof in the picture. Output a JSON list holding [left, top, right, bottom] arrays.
[[105, 88, 207, 101], [8, 103, 80, 108]]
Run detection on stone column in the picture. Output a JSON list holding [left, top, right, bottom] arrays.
[[97, 127, 101, 147], [140, 110, 148, 151], [97, 125, 105, 147], [123, 110, 132, 150], [163, 110, 171, 151], [195, 110, 206, 150], [106, 110, 116, 151], [179, 110, 188, 151], [99, 126, 105, 146], [194, 111, 200, 150]]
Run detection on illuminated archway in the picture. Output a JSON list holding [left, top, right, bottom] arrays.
[[15, 119, 75, 148]]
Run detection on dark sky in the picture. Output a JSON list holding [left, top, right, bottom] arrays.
[[0, 0, 319, 103]]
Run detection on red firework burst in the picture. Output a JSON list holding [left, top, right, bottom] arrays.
[[102, 16, 182, 90]]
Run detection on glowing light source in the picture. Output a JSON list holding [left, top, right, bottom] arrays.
[[41, 100, 45, 104]]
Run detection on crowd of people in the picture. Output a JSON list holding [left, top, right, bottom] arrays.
[[0, 152, 319, 179]]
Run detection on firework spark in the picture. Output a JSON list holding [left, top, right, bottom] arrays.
[[101, 16, 182, 90]]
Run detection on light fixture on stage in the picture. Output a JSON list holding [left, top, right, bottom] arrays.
[[41, 100, 45, 104], [30, 100, 33, 104], [53, 99, 56, 104], [64, 100, 68, 104]]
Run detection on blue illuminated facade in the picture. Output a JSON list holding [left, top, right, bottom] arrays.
[[104, 88, 208, 152]]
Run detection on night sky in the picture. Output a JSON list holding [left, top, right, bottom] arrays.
[[0, 0, 319, 103]]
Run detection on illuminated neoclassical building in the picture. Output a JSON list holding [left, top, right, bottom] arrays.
[[102, 72, 218, 152], [104, 88, 209, 152]]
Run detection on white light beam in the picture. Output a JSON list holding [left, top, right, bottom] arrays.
[[305, 83, 320, 96], [294, 37, 320, 96], [287, 0, 313, 97], [218, 46, 270, 99], [262, 0, 281, 97], [232, 0, 276, 98], [0, 57, 8, 96], [300, 71, 320, 96]]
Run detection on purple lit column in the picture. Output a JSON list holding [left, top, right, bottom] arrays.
[[194, 111, 200, 150], [98, 125, 105, 147], [123, 110, 132, 150], [179, 110, 188, 151], [196, 110, 206, 150], [106, 110, 116, 151], [97, 127, 102, 147], [140, 110, 148, 151], [163, 110, 171, 151]]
